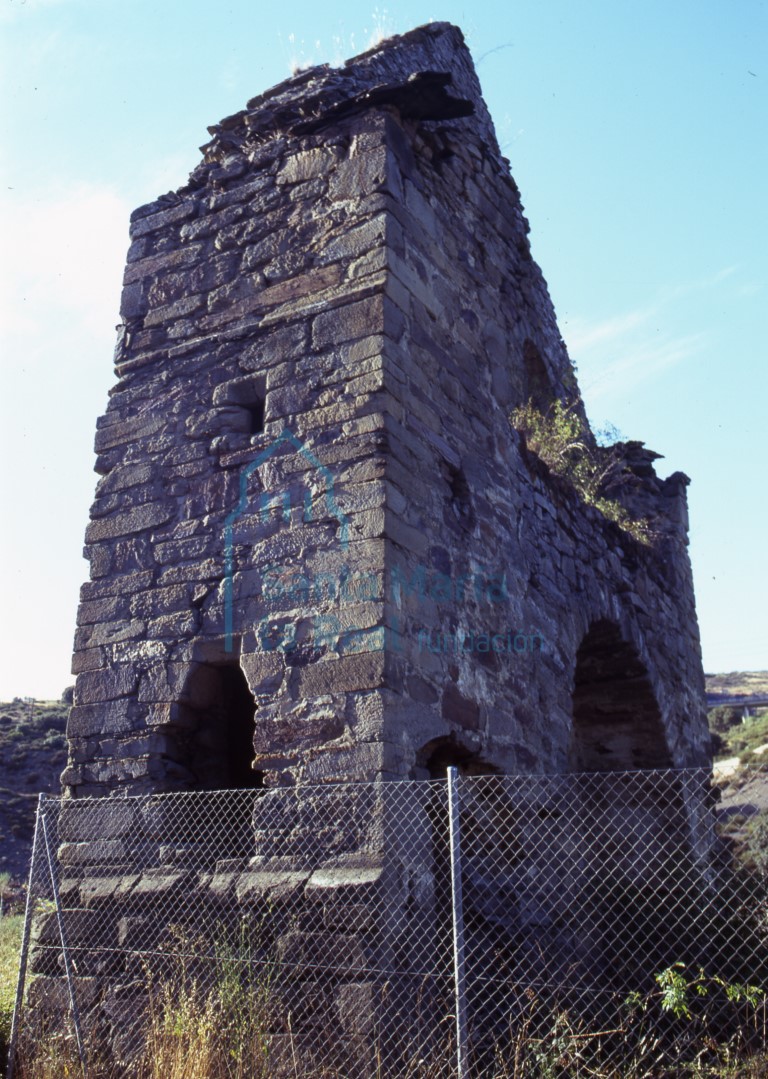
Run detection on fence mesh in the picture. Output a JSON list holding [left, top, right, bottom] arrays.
[[10, 768, 768, 1077]]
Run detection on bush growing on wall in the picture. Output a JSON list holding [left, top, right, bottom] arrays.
[[510, 399, 655, 545]]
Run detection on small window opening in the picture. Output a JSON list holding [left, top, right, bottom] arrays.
[[443, 462, 475, 531], [245, 397, 265, 435], [213, 375, 266, 436], [522, 339, 553, 409]]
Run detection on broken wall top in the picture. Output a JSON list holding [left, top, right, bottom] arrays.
[[132, 23, 505, 219]]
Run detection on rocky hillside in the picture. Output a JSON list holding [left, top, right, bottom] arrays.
[[706, 673, 768, 870], [0, 698, 69, 883]]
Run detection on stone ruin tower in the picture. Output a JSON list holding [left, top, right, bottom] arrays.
[[65, 22, 709, 794], [43, 23, 716, 1070]]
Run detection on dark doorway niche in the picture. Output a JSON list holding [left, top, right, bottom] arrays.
[[522, 339, 553, 409], [418, 737, 501, 967], [245, 396, 265, 434], [442, 462, 475, 532], [571, 620, 673, 771], [175, 663, 263, 790], [420, 735, 498, 780]]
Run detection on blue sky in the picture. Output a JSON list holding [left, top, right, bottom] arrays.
[[0, 0, 766, 699]]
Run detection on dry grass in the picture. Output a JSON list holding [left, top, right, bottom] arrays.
[[13, 985, 768, 1079], [7, 942, 768, 1077], [135, 974, 273, 1079]]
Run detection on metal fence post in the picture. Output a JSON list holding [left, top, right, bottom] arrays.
[[6, 793, 44, 1079], [447, 766, 468, 1078], [40, 800, 88, 1077]]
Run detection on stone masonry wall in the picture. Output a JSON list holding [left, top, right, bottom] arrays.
[[65, 22, 709, 798], [43, 24, 714, 1071]]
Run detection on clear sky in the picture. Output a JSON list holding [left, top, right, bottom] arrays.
[[0, 0, 766, 700]]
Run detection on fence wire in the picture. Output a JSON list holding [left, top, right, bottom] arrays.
[[9, 768, 768, 1077]]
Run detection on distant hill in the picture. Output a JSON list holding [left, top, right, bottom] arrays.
[[0, 698, 69, 882], [706, 670, 768, 706]]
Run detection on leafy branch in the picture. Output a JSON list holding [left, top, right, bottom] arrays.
[[653, 962, 765, 1021]]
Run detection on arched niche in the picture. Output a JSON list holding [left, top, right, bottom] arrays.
[[417, 738, 506, 961], [571, 620, 672, 771], [417, 735, 498, 780], [174, 663, 262, 790], [522, 339, 553, 409]]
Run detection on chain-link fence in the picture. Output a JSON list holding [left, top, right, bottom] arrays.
[[9, 768, 768, 1077]]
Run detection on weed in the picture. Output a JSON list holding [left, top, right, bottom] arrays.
[[510, 398, 657, 545]]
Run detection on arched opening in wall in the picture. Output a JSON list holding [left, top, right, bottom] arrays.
[[522, 339, 553, 409], [571, 620, 672, 771], [175, 663, 263, 791], [418, 738, 500, 971], [419, 736, 497, 780], [569, 625, 689, 1012]]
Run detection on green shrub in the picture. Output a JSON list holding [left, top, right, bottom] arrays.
[[710, 706, 746, 734], [740, 814, 768, 877], [510, 399, 656, 545]]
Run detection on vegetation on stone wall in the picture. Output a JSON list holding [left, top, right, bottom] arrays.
[[510, 399, 656, 545]]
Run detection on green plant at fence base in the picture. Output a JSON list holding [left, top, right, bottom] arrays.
[[8, 905, 768, 1077], [510, 399, 656, 545], [485, 963, 768, 1078], [653, 962, 764, 1020], [528, 1011, 590, 1078], [618, 963, 768, 1077]]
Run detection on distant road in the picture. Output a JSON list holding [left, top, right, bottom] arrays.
[[707, 695, 768, 709]]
